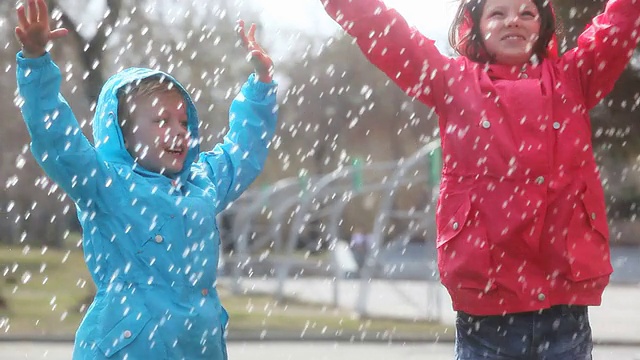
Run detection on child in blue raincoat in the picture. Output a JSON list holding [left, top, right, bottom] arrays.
[[14, 0, 278, 359]]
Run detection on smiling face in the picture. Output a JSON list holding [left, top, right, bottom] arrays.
[[121, 87, 190, 176], [479, 0, 541, 66]]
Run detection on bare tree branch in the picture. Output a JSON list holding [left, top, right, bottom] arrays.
[[88, 0, 122, 59], [49, 0, 122, 104], [49, 0, 84, 47]]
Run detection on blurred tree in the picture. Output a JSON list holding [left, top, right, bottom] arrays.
[[555, 0, 640, 225], [276, 34, 437, 177], [52, 0, 122, 104], [270, 33, 438, 247], [554, 0, 640, 155]]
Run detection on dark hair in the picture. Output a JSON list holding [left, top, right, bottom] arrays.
[[448, 0, 557, 63]]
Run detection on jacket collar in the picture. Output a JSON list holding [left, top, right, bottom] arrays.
[[485, 59, 543, 81]]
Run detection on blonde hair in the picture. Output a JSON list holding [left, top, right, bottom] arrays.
[[116, 75, 179, 136]]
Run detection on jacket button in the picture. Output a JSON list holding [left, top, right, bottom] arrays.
[[452, 222, 459, 230], [591, 213, 597, 220], [155, 235, 164, 243], [553, 122, 561, 130], [537, 293, 546, 301], [201, 288, 209, 296], [535, 176, 545, 185], [481, 120, 491, 129], [520, 73, 529, 79], [123, 330, 132, 339]]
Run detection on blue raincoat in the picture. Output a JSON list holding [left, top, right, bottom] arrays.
[[16, 52, 278, 359]]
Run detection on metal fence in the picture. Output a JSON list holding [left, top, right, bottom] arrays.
[[218, 139, 444, 321]]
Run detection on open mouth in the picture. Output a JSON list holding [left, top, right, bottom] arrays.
[[502, 34, 526, 41], [164, 147, 185, 156]]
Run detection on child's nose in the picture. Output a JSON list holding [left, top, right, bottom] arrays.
[[505, 14, 521, 27], [175, 124, 187, 137], [164, 124, 188, 142]]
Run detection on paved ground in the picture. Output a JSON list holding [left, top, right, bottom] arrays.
[[1, 341, 639, 360]]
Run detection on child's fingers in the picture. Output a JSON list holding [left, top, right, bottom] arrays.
[[27, 0, 38, 23], [239, 33, 250, 50], [37, 0, 49, 24], [252, 41, 266, 54], [236, 19, 245, 31], [246, 24, 270, 58], [247, 38, 268, 60], [16, 5, 29, 31], [15, 27, 27, 44], [248, 24, 257, 44], [236, 21, 250, 49], [239, 32, 250, 49], [50, 28, 69, 40]]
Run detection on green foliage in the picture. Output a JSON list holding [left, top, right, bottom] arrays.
[[0, 246, 449, 338], [0, 246, 93, 335]]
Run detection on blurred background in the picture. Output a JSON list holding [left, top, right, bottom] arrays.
[[0, 0, 638, 352]]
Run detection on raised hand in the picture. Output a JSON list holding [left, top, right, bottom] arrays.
[[15, 0, 68, 58], [236, 20, 274, 83]]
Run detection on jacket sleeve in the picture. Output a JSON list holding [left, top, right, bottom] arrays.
[[198, 74, 278, 212], [321, 0, 455, 109], [16, 52, 101, 205], [561, 0, 640, 110]]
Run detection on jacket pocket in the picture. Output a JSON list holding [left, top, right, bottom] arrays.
[[97, 301, 159, 358], [436, 193, 495, 292], [566, 188, 613, 282]]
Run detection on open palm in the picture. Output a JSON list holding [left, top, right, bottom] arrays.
[[236, 20, 274, 83], [15, 0, 68, 58]]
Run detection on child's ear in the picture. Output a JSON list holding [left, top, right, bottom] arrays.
[[120, 121, 130, 148], [122, 134, 129, 151]]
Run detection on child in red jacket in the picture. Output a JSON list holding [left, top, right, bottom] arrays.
[[321, 0, 640, 358]]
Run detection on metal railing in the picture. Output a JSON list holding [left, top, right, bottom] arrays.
[[219, 139, 443, 321]]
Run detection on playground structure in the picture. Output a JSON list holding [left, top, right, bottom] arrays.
[[219, 140, 444, 321]]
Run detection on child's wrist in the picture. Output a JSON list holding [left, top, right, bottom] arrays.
[[257, 74, 272, 83], [21, 47, 46, 58]]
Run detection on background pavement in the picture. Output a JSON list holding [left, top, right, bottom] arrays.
[[1, 341, 639, 360]]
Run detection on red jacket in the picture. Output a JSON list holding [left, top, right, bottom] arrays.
[[323, 0, 640, 315]]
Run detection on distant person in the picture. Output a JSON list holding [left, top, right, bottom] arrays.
[[350, 227, 370, 268], [320, 0, 640, 358], [349, 227, 366, 250]]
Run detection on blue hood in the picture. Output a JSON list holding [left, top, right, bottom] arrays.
[[92, 68, 200, 183]]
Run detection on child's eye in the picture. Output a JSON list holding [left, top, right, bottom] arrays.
[[155, 119, 167, 127], [489, 11, 504, 18], [521, 11, 536, 18], [180, 121, 188, 128]]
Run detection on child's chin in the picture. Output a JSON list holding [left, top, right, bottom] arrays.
[[497, 53, 531, 65], [166, 164, 184, 175]]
